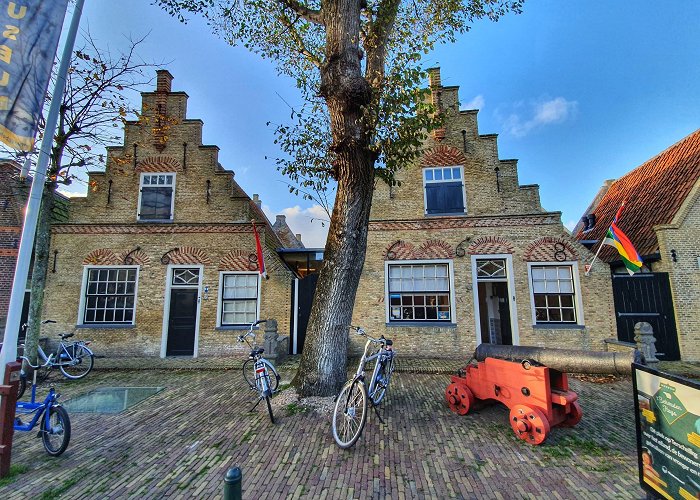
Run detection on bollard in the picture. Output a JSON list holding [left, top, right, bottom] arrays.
[[223, 466, 242, 500]]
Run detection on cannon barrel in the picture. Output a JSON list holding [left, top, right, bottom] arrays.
[[474, 344, 642, 375]]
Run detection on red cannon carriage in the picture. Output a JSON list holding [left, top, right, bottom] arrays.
[[446, 344, 640, 445]]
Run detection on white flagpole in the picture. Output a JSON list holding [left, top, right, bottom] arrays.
[[584, 237, 606, 276], [0, 0, 86, 381]]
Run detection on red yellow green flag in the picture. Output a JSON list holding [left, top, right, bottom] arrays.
[[603, 203, 643, 275]]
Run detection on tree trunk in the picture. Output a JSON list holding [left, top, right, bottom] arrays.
[[293, 0, 376, 397], [22, 183, 55, 367]]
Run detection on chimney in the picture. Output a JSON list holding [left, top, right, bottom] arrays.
[[156, 70, 173, 93], [276, 215, 286, 224], [252, 194, 262, 208], [426, 67, 445, 141]]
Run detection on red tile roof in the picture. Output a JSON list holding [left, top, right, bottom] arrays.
[[575, 128, 700, 261]]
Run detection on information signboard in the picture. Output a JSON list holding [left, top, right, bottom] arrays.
[[633, 364, 700, 499]]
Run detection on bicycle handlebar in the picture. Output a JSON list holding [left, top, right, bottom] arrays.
[[349, 326, 390, 346], [19, 354, 54, 369]]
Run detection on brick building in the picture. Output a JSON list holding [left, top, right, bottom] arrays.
[[0, 161, 68, 338], [40, 71, 302, 357], [349, 68, 617, 358], [575, 129, 700, 361]]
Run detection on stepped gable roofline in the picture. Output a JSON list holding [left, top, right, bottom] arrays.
[[574, 128, 700, 261]]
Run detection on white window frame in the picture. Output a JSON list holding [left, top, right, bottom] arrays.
[[422, 165, 467, 215], [384, 259, 456, 324], [160, 264, 204, 358], [470, 254, 520, 346], [137, 172, 176, 221], [527, 261, 585, 326], [216, 271, 262, 327], [78, 265, 140, 326]]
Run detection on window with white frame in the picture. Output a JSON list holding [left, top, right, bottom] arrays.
[[423, 166, 466, 215], [219, 273, 259, 326], [387, 262, 452, 322], [530, 265, 577, 323], [138, 173, 175, 221], [82, 267, 137, 324]]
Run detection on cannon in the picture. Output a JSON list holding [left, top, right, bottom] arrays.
[[446, 344, 643, 445]]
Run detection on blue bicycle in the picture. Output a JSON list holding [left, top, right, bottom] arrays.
[[14, 355, 71, 456]]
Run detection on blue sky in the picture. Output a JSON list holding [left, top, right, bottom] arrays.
[[67, 1, 700, 246]]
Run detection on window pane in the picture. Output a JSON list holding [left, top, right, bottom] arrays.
[[443, 168, 452, 180], [532, 267, 545, 279], [549, 309, 562, 322], [425, 169, 433, 181], [561, 295, 574, 307], [534, 295, 546, 307], [560, 281, 573, 293], [545, 268, 558, 280], [452, 167, 460, 179], [533, 281, 546, 293], [83, 266, 137, 324], [562, 309, 576, 322], [545, 281, 559, 293], [558, 267, 572, 279], [434, 169, 442, 180]]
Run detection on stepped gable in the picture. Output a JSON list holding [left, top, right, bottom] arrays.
[[575, 128, 700, 260]]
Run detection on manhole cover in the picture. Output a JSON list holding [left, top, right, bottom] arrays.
[[63, 387, 164, 414]]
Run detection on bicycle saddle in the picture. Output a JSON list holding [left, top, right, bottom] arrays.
[[249, 347, 264, 357], [59, 332, 74, 340], [385, 339, 393, 346]]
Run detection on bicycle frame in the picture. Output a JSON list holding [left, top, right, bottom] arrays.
[[14, 386, 58, 433], [30, 340, 92, 369], [353, 336, 392, 400], [253, 358, 273, 398]]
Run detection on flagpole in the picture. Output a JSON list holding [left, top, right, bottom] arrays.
[[584, 238, 606, 276], [0, 0, 86, 381]]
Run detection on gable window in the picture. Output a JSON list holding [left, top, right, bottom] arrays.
[[387, 262, 453, 322], [529, 264, 579, 324], [218, 273, 259, 326], [423, 166, 466, 215], [81, 266, 138, 325], [138, 173, 175, 221]]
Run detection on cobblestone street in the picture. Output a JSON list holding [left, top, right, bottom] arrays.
[[3, 359, 644, 499]]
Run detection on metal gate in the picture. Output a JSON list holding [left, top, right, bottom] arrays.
[[611, 272, 680, 360]]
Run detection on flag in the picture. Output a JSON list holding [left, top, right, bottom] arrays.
[[603, 203, 643, 275], [0, 0, 70, 151], [252, 221, 267, 279]]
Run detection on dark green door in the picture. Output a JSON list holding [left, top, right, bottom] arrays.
[[166, 289, 198, 356]]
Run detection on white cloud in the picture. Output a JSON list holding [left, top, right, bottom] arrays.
[[496, 96, 578, 138], [263, 204, 329, 248], [463, 94, 485, 110]]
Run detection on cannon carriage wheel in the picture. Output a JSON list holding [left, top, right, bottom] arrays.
[[509, 404, 550, 445], [560, 401, 583, 427], [445, 383, 474, 415]]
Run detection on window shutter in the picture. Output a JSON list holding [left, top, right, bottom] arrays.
[[426, 182, 464, 214]]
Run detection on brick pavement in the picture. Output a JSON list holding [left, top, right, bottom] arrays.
[[1, 358, 653, 499]]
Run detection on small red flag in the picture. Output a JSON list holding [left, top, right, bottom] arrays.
[[252, 221, 267, 279]]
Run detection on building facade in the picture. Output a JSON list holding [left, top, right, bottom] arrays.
[[575, 129, 700, 361], [350, 68, 617, 358], [41, 71, 300, 357]]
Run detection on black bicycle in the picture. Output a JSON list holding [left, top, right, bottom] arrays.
[[238, 320, 281, 423]]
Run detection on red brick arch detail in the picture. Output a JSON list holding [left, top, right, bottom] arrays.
[[419, 239, 455, 259], [168, 246, 212, 265], [421, 145, 467, 167], [524, 237, 580, 262], [135, 155, 182, 172], [219, 250, 256, 271], [383, 240, 418, 260], [467, 236, 515, 255], [83, 248, 119, 265], [117, 249, 150, 266]]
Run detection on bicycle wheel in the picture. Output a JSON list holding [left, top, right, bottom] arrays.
[[242, 359, 256, 390], [59, 345, 94, 380], [266, 362, 280, 393], [332, 380, 368, 449], [371, 356, 395, 405], [41, 406, 71, 456], [265, 396, 275, 424], [17, 373, 26, 400]]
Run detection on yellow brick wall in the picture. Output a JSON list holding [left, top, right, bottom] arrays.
[[655, 185, 700, 361]]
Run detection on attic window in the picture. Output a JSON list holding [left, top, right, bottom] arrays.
[[138, 173, 175, 221], [423, 166, 466, 215]]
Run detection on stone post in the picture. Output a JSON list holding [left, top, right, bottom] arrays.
[[263, 319, 287, 362], [634, 322, 659, 368]]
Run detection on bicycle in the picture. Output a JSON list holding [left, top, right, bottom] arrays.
[[17, 319, 95, 399], [237, 319, 281, 423], [332, 326, 396, 449], [14, 355, 72, 456]]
